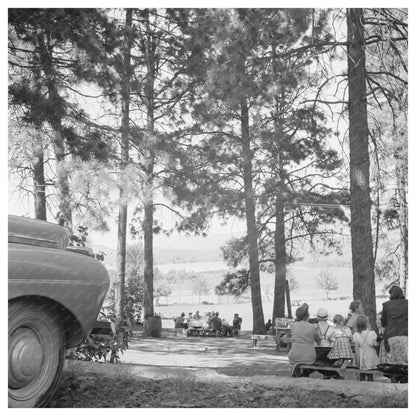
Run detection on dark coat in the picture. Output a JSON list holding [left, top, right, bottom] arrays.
[[381, 298, 408, 340], [233, 317, 242, 329], [211, 316, 222, 331]]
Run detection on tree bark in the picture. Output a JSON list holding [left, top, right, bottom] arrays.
[[285, 279, 292, 319], [50, 135, 72, 227], [37, 31, 72, 227], [142, 159, 155, 333], [396, 150, 408, 294], [271, 41, 288, 323], [142, 9, 157, 336], [273, 198, 287, 320], [241, 96, 265, 334], [115, 8, 133, 321], [33, 136, 47, 221], [347, 8, 377, 329]]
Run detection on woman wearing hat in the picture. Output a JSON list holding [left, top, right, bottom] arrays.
[[379, 286, 408, 366], [288, 303, 322, 369], [315, 308, 335, 347]]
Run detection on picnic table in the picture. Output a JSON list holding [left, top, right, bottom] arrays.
[[187, 326, 204, 336], [292, 347, 407, 383], [275, 326, 293, 351], [186, 326, 229, 337]]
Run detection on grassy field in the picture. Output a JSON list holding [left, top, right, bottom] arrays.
[[154, 263, 388, 330], [156, 296, 389, 331]]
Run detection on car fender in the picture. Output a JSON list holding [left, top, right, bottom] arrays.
[[8, 243, 110, 346]]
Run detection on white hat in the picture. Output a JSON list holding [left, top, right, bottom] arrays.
[[317, 308, 329, 320]]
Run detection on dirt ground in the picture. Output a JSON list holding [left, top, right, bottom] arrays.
[[47, 330, 408, 408], [120, 329, 291, 377]]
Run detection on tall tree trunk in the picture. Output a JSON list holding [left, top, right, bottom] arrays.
[[33, 135, 47, 221], [115, 9, 133, 321], [51, 132, 72, 227], [37, 32, 72, 227], [142, 9, 157, 336], [396, 149, 408, 294], [347, 8, 376, 329], [142, 156, 155, 334], [271, 40, 288, 322], [285, 280, 292, 319], [241, 97, 265, 334], [271, 89, 288, 320], [273, 198, 287, 320]]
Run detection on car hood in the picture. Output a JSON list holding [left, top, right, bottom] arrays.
[[8, 215, 70, 250]]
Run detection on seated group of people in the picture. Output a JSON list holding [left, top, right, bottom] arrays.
[[288, 286, 408, 381], [174, 311, 243, 336]]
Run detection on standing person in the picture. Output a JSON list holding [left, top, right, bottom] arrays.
[[265, 319, 273, 332], [315, 308, 335, 347], [345, 300, 364, 333], [379, 286, 408, 366], [174, 312, 185, 329], [232, 313, 242, 336], [327, 314, 354, 367], [353, 315, 379, 381], [288, 303, 322, 372]]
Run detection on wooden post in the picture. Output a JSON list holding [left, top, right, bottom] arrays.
[[285, 279, 292, 319]]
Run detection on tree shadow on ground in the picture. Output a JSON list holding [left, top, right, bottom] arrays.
[[123, 332, 290, 377]]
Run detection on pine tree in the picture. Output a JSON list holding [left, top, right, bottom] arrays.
[[347, 8, 377, 328], [8, 8, 112, 225]]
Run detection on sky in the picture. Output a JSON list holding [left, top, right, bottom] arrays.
[[7, 176, 246, 251]]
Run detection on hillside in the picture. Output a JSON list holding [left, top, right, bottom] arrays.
[[92, 244, 222, 268]]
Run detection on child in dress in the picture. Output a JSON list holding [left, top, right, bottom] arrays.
[[327, 314, 354, 368], [353, 315, 379, 381]]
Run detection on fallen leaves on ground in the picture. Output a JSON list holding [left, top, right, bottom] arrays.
[[47, 370, 407, 408]]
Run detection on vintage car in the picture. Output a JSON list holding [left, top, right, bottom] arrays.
[[8, 215, 110, 407]]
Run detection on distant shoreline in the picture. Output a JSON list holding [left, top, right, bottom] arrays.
[[155, 261, 353, 274]]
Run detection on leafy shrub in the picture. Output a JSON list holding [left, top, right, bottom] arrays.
[[70, 307, 133, 363]]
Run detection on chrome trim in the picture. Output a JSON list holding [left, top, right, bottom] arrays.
[[8, 233, 58, 246], [65, 246, 94, 257]]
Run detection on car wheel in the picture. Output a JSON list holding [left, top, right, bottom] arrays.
[[8, 299, 65, 408]]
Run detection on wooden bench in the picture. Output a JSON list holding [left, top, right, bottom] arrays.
[[275, 327, 292, 351], [292, 363, 376, 379], [276, 337, 294, 351], [187, 327, 204, 336], [291, 363, 407, 382]]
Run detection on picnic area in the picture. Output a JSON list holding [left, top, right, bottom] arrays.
[[47, 328, 408, 407]]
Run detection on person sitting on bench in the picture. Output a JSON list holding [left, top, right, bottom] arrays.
[[315, 308, 336, 347], [221, 318, 233, 336], [211, 312, 222, 336], [288, 303, 322, 375]]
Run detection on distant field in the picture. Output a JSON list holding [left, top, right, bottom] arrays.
[[156, 297, 389, 331], [155, 263, 389, 331]]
